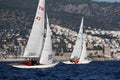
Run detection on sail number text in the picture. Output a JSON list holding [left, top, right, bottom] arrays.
[[48, 54, 52, 60]]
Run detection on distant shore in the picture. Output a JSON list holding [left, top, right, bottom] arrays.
[[54, 53, 119, 61], [0, 58, 26, 62], [0, 53, 119, 62]]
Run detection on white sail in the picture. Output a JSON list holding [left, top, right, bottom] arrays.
[[63, 17, 91, 64], [39, 15, 53, 64], [63, 40, 91, 64], [70, 17, 84, 59], [79, 41, 88, 63], [10, 0, 59, 68], [23, 0, 45, 57]]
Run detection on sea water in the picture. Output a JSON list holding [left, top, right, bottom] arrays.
[[0, 61, 120, 80]]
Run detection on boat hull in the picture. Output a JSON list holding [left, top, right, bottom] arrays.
[[62, 60, 91, 64], [10, 62, 59, 68]]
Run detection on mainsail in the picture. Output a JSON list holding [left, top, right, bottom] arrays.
[[39, 15, 53, 64], [23, 0, 45, 57], [70, 17, 84, 59]]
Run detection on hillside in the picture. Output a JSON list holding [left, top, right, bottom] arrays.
[[0, 0, 120, 30]]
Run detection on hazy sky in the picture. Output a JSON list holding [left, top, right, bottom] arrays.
[[93, 0, 120, 2]]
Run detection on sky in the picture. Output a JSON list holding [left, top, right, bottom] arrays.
[[93, 0, 120, 2]]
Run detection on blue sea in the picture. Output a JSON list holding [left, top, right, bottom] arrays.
[[0, 61, 120, 80]]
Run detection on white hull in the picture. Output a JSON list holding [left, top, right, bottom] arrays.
[[63, 60, 91, 64], [79, 60, 91, 64], [10, 62, 59, 69]]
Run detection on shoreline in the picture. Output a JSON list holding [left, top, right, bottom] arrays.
[[0, 58, 26, 62], [0, 53, 119, 62], [0, 58, 119, 62]]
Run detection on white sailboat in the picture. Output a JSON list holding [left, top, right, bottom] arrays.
[[63, 17, 91, 64], [10, 0, 59, 68]]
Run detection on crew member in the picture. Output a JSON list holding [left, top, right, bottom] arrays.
[[73, 59, 79, 64]]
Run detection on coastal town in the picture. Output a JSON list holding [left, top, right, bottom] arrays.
[[0, 9, 120, 61], [52, 24, 120, 61], [0, 23, 120, 61]]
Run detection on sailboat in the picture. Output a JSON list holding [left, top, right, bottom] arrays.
[[63, 17, 91, 64], [10, 0, 59, 68]]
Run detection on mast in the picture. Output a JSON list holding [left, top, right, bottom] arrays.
[[23, 0, 45, 58]]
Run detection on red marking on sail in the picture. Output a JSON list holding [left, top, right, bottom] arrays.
[[36, 16, 41, 21], [38, 6, 44, 11]]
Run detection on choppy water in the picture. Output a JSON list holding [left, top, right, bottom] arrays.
[[0, 61, 120, 80]]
